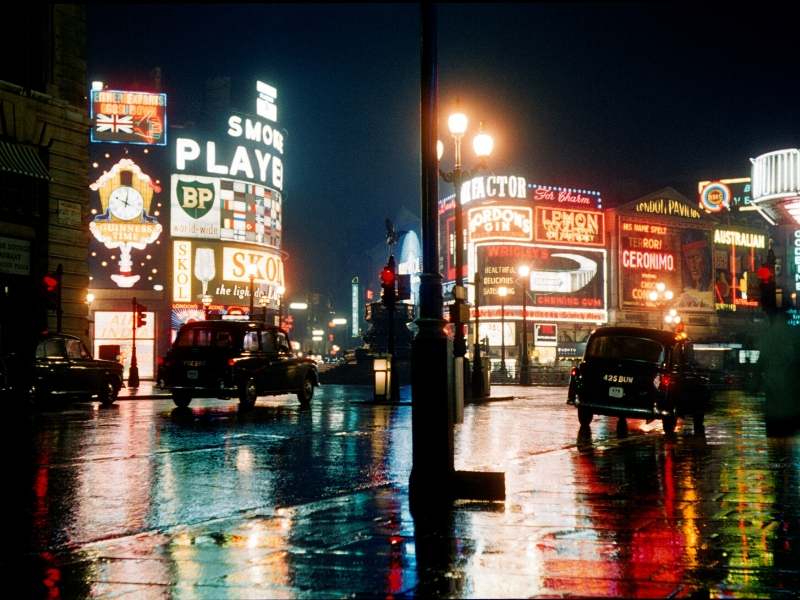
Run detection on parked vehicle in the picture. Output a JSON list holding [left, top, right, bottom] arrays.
[[567, 326, 710, 434], [6, 333, 124, 407], [160, 320, 319, 410]]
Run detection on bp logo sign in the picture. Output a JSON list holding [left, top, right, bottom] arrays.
[[177, 179, 216, 218], [170, 174, 221, 239]]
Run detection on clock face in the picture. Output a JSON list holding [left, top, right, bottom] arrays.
[[108, 186, 144, 221]]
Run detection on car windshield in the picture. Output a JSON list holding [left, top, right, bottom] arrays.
[[585, 335, 665, 364], [175, 327, 236, 348]]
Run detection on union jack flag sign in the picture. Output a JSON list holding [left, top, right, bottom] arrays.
[[95, 113, 134, 134]]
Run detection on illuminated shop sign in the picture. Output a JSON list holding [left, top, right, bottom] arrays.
[[534, 323, 558, 347], [713, 229, 766, 249], [751, 148, 800, 204], [534, 207, 604, 246], [174, 81, 284, 192], [468, 205, 533, 242], [619, 220, 715, 309], [529, 183, 602, 209], [476, 244, 607, 323], [171, 240, 284, 307], [633, 197, 701, 220], [459, 175, 526, 204], [89, 159, 163, 288], [711, 227, 763, 311], [0, 236, 30, 275], [94, 311, 155, 378], [90, 90, 167, 146], [352, 277, 360, 338]]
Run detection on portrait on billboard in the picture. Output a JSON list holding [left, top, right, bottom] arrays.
[[677, 229, 713, 310]]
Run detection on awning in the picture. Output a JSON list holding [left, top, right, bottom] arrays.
[[0, 140, 50, 180]]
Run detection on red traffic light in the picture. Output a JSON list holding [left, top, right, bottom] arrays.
[[43, 275, 59, 292], [380, 267, 395, 286], [756, 265, 773, 283]]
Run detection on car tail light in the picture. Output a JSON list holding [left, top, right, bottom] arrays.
[[227, 358, 237, 367], [570, 367, 577, 377], [157, 356, 164, 366], [654, 374, 671, 390]]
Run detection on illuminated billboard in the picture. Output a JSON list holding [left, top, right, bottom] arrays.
[[172, 239, 284, 308], [528, 183, 603, 210], [712, 227, 767, 311], [90, 90, 167, 146], [88, 157, 165, 289], [534, 206, 604, 246], [697, 178, 752, 212], [475, 243, 607, 323]]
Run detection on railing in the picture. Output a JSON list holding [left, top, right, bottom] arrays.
[[489, 365, 572, 386]]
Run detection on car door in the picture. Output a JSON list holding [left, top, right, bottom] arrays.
[[36, 338, 73, 396], [275, 330, 299, 391], [259, 328, 285, 392], [65, 338, 94, 395]]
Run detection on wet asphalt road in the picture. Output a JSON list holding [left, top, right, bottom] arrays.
[[12, 385, 800, 598]]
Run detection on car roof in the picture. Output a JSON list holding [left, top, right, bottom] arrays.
[[180, 320, 286, 333], [40, 333, 81, 341], [588, 326, 688, 346]]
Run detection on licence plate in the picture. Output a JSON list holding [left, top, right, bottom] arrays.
[[609, 386, 624, 398], [187, 370, 198, 380]]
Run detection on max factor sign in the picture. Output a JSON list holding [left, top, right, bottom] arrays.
[[175, 81, 284, 191], [460, 175, 526, 204]]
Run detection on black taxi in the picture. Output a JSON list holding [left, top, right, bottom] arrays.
[[5, 333, 124, 406], [161, 320, 319, 410], [567, 326, 710, 434]]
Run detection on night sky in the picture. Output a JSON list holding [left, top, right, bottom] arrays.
[[88, 3, 800, 312]]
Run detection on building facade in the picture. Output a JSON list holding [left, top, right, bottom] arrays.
[[0, 5, 90, 353]]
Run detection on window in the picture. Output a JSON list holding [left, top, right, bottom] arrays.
[[276, 332, 290, 353], [38, 339, 66, 359], [66, 339, 89, 359], [261, 330, 277, 353], [175, 327, 237, 348], [243, 331, 260, 352], [586, 335, 665, 364]]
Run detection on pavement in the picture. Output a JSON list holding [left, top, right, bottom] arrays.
[[117, 380, 171, 400], [13, 384, 800, 598]]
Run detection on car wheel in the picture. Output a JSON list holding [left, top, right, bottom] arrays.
[[297, 375, 314, 407], [662, 415, 677, 434], [239, 378, 257, 410], [578, 407, 593, 426], [172, 392, 192, 408], [99, 379, 118, 406]]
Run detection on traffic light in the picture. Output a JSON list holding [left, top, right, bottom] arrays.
[[757, 264, 777, 312], [380, 255, 396, 308], [136, 303, 148, 328], [41, 273, 59, 308]]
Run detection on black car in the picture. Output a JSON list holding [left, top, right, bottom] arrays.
[[6, 333, 124, 407], [567, 326, 710, 434], [161, 320, 319, 410]]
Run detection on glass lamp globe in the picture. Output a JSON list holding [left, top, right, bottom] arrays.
[[665, 290, 674, 300], [656, 282, 666, 293], [649, 291, 658, 302], [518, 265, 530, 278], [473, 132, 494, 158], [448, 112, 468, 136], [498, 286, 508, 297], [436, 139, 444, 161]]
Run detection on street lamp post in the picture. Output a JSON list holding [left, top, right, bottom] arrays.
[[202, 295, 212, 319], [247, 264, 258, 318], [648, 282, 674, 330], [498, 286, 508, 378], [517, 265, 531, 385], [438, 113, 493, 376], [277, 285, 286, 327]]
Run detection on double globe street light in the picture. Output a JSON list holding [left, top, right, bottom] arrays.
[[648, 282, 674, 330], [437, 110, 494, 398]]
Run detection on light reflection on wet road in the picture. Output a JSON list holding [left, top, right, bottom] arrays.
[[13, 386, 800, 598]]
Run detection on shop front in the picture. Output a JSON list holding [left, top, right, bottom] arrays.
[[439, 176, 608, 369]]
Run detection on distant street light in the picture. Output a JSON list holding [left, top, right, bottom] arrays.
[[648, 281, 674, 330]]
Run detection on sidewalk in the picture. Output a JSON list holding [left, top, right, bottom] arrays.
[[117, 380, 171, 400]]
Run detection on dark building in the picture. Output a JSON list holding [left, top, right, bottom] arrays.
[[0, 5, 90, 352]]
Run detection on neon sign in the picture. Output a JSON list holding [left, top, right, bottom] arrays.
[[699, 182, 730, 212], [458, 175, 526, 204], [529, 183, 602, 209], [713, 229, 766, 248], [793, 229, 800, 292], [534, 207, 604, 246], [90, 90, 167, 146], [468, 205, 532, 242], [633, 197, 701, 219]]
